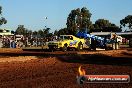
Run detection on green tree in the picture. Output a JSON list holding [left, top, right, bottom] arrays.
[[0, 6, 7, 26], [80, 7, 92, 29], [43, 28, 50, 37], [15, 25, 26, 35], [94, 19, 111, 29], [93, 19, 121, 32], [120, 15, 132, 31], [57, 28, 68, 36], [67, 9, 77, 35], [66, 7, 92, 35], [37, 29, 44, 37], [27, 30, 32, 37], [46, 33, 53, 37], [54, 30, 58, 36], [33, 31, 38, 36], [34, 28, 51, 38]]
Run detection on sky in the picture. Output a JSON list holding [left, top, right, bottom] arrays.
[[0, 0, 132, 32]]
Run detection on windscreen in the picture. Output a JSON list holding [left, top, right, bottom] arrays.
[[59, 36, 72, 40]]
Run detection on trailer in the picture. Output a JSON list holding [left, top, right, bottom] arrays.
[[76, 29, 120, 50], [91, 32, 132, 47]]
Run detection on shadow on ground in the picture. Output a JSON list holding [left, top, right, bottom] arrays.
[[122, 51, 132, 56], [56, 54, 132, 66], [0, 49, 132, 66]]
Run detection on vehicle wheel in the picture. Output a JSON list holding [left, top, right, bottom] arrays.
[[62, 44, 67, 52], [91, 39, 96, 51], [77, 42, 83, 51], [129, 38, 132, 47], [49, 47, 54, 52], [72, 48, 76, 51]]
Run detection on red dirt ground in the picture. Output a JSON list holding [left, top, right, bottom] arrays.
[[0, 48, 131, 88]]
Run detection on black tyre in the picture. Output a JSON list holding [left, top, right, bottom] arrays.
[[91, 39, 96, 51], [72, 48, 76, 51], [48, 46, 55, 52], [62, 44, 67, 52], [129, 38, 132, 47], [77, 42, 83, 51]]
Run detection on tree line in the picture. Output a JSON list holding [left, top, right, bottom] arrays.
[[15, 25, 53, 37], [53, 7, 132, 36], [0, 6, 132, 37]]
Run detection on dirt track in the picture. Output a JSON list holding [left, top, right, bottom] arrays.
[[0, 48, 132, 88]]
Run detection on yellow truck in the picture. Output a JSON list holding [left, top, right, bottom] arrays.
[[48, 35, 85, 51]]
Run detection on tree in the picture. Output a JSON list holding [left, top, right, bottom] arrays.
[[0, 6, 7, 26], [33, 31, 38, 36], [57, 28, 68, 36], [66, 7, 92, 35], [37, 29, 44, 37], [93, 19, 121, 32], [15, 25, 26, 35], [80, 7, 92, 29], [43, 28, 50, 37], [66, 9, 78, 35], [54, 30, 58, 36], [120, 15, 132, 31], [27, 30, 32, 37], [36, 28, 51, 38], [94, 19, 111, 29], [46, 33, 53, 37]]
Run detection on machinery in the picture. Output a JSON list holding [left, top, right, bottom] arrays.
[[76, 29, 120, 50], [91, 31, 132, 47], [48, 35, 85, 51], [23, 29, 131, 51], [48, 30, 120, 51]]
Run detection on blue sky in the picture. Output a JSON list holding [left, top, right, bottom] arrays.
[[0, 0, 132, 32]]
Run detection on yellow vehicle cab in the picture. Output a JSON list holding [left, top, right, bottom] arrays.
[[48, 35, 85, 51]]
